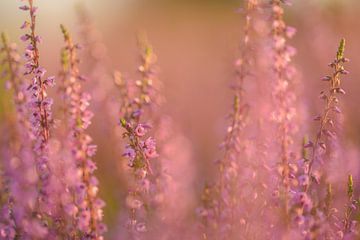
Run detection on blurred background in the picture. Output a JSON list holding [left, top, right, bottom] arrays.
[[1, 0, 360, 238]]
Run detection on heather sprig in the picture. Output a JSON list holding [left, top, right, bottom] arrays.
[[306, 38, 348, 177], [119, 34, 159, 169], [19, 0, 56, 225], [0, 33, 22, 238], [118, 36, 159, 173], [1, 32, 43, 238], [117, 35, 160, 239], [270, 0, 298, 222], [197, 1, 259, 239], [60, 24, 106, 239], [20, 0, 54, 144], [199, 93, 250, 239], [298, 38, 349, 239]]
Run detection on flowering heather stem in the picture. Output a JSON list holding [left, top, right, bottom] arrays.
[[297, 39, 349, 239], [1, 32, 42, 238], [198, 1, 258, 239], [60, 24, 106, 239], [22, 0, 52, 143], [306, 39, 348, 180], [270, 0, 297, 221], [117, 35, 159, 238], [19, 1, 56, 225]]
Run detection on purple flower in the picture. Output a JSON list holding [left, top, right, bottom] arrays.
[[124, 147, 136, 159], [144, 137, 156, 149], [19, 5, 30, 11], [97, 223, 108, 234], [24, 49, 34, 59], [35, 35, 42, 43], [20, 34, 30, 42], [298, 175, 309, 187], [43, 76, 55, 86], [20, 21, 30, 29], [65, 204, 79, 218], [34, 67, 46, 77]]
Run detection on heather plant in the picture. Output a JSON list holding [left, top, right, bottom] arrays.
[[0, 33, 25, 239], [293, 39, 351, 239], [114, 32, 196, 240], [19, 2, 57, 235], [269, 0, 299, 227], [117, 36, 161, 239], [0, 1, 107, 238], [197, 1, 264, 239], [1, 1, 69, 238], [59, 24, 106, 239]]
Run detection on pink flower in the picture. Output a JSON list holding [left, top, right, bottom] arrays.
[[126, 195, 142, 209], [86, 144, 97, 157], [144, 147, 158, 159], [30, 7, 38, 14], [285, 26, 296, 38], [135, 124, 147, 137], [144, 137, 156, 149]]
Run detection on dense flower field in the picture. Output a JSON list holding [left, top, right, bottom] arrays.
[[0, 0, 360, 239]]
